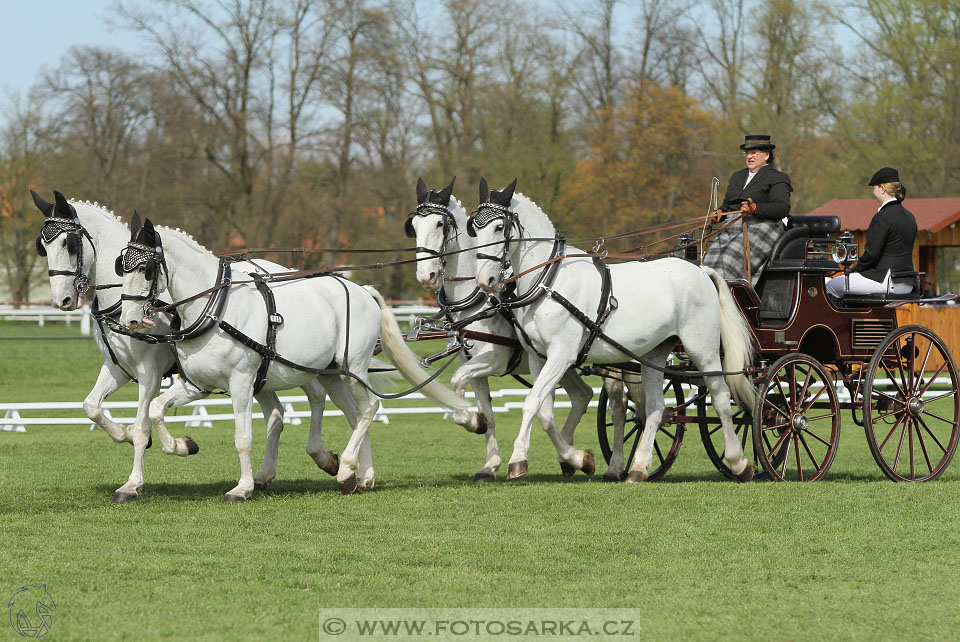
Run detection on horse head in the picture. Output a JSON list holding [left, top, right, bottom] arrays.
[[32, 189, 94, 310], [118, 211, 165, 331], [405, 177, 457, 288], [470, 176, 517, 292]]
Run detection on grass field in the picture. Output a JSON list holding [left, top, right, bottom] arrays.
[[2, 320, 960, 640]]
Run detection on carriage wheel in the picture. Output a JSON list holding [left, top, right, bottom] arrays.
[[597, 380, 685, 481], [864, 325, 960, 482], [753, 354, 841, 481]]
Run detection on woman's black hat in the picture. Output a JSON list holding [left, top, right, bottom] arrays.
[[868, 167, 900, 185], [740, 134, 775, 151]]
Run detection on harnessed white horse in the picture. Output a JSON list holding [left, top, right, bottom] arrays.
[[31, 190, 292, 502], [119, 215, 469, 500], [406, 178, 594, 480], [470, 179, 757, 482]]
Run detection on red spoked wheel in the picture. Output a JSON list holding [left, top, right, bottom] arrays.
[[864, 325, 960, 482], [753, 353, 841, 481], [597, 380, 685, 481]]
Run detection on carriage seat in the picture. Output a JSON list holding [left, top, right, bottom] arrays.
[[757, 216, 842, 321], [834, 271, 922, 306]]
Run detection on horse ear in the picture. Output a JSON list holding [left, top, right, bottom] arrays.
[[130, 211, 143, 239], [53, 190, 74, 218], [479, 176, 489, 203], [438, 176, 455, 204], [31, 190, 54, 217], [416, 177, 428, 204], [500, 178, 518, 204], [142, 217, 160, 246]]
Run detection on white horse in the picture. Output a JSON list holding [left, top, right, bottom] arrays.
[[407, 177, 594, 480], [119, 214, 469, 500], [31, 190, 295, 502], [471, 178, 757, 482]]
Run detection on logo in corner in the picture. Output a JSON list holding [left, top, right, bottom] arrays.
[[8, 584, 56, 638]]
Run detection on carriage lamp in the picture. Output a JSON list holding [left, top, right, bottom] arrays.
[[832, 231, 859, 265]]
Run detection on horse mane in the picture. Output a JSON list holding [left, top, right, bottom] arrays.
[[69, 199, 128, 229], [511, 192, 557, 235], [156, 224, 212, 255]]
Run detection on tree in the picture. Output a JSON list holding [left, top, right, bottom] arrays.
[[0, 98, 49, 304]]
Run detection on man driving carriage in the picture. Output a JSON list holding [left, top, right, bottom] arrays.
[[704, 134, 793, 285]]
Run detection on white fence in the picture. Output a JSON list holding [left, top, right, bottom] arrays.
[[0, 303, 437, 338], [0, 388, 607, 433]]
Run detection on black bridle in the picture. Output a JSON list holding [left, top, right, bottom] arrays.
[[467, 202, 522, 279], [36, 217, 97, 296], [116, 241, 168, 315], [404, 201, 459, 273]]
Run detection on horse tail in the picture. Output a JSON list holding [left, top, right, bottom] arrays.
[[364, 286, 470, 413], [702, 266, 756, 409]]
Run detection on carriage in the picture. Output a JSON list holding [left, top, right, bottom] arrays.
[[594, 215, 960, 482]]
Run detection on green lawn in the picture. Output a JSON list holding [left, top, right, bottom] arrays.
[[1, 320, 960, 640]]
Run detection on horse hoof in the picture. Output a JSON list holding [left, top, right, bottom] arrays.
[[222, 493, 246, 503], [322, 452, 340, 477], [472, 471, 496, 483], [184, 437, 199, 455], [624, 470, 648, 484], [474, 413, 488, 435], [253, 479, 269, 491], [339, 474, 359, 495], [507, 460, 528, 480], [736, 461, 755, 483], [601, 473, 621, 483], [580, 450, 595, 476], [559, 462, 576, 477], [112, 491, 138, 503]]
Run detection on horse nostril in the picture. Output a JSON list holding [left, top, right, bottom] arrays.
[[428, 272, 436, 282], [60, 297, 73, 309]]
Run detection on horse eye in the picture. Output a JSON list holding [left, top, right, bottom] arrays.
[[495, 223, 504, 233], [436, 220, 444, 228]]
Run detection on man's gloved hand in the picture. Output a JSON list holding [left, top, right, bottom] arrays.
[[740, 198, 758, 216], [708, 208, 724, 224]]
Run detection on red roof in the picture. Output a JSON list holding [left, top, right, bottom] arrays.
[[805, 198, 960, 233]]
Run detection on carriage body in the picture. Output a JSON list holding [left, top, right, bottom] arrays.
[[598, 215, 960, 482]]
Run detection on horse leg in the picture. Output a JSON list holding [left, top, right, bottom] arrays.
[[112, 367, 162, 503], [148, 377, 206, 457], [450, 351, 505, 434], [311, 376, 354, 478], [508, 354, 587, 479], [705, 373, 752, 481], [466, 375, 501, 482], [253, 391, 284, 490], [626, 344, 671, 483], [600, 377, 628, 482], [223, 384, 256, 502], [558, 368, 593, 445], [335, 377, 379, 494], [83, 363, 132, 444]]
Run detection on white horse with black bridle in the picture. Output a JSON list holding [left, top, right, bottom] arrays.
[[119, 215, 469, 500], [470, 178, 757, 482], [31, 190, 295, 502], [406, 178, 595, 480]]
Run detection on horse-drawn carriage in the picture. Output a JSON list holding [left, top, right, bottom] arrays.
[[595, 214, 960, 482]]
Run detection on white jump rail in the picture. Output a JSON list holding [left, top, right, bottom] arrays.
[[0, 387, 607, 433]]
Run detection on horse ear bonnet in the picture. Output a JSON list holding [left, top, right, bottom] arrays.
[[415, 177, 429, 205], [31, 190, 54, 217]]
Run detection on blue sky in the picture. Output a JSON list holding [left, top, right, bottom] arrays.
[[0, 0, 140, 99]]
